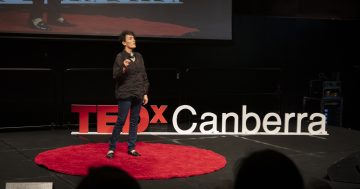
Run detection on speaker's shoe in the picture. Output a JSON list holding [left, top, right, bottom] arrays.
[[48, 17, 74, 26], [128, 150, 141, 156], [30, 18, 49, 30], [106, 150, 114, 159]]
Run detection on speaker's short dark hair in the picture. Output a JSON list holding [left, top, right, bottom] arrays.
[[119, 30, 135, 42]]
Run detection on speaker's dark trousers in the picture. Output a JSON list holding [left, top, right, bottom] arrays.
[[109, 97, 142, 151]]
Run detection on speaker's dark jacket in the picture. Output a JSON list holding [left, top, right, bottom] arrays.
[[113, 51, 149, 100]]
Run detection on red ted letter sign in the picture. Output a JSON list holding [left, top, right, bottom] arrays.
[[71, 104, 150, 134]]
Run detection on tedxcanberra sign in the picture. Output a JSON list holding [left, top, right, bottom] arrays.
[[71, 104, 328, 135]]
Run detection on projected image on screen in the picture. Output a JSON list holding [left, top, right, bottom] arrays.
[[0, 0, 232, 39]]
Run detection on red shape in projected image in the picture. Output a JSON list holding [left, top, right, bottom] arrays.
[[0, 11, 199, 37]]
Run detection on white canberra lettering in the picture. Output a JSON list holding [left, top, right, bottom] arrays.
[[172, 105, 327, 135]]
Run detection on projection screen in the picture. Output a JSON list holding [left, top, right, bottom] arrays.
[[0, 0, 232, 39]]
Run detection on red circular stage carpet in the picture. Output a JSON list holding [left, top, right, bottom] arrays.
[[34, 142, 226, 179]]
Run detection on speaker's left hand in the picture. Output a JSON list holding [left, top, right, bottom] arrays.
[[143, 95, 149, 105]]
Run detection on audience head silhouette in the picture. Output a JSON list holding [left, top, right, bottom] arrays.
[[76, 166, 140, 189], [234, 149, 304, 189]]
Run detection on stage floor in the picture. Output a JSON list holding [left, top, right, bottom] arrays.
[[1, 126, 360, 189]]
